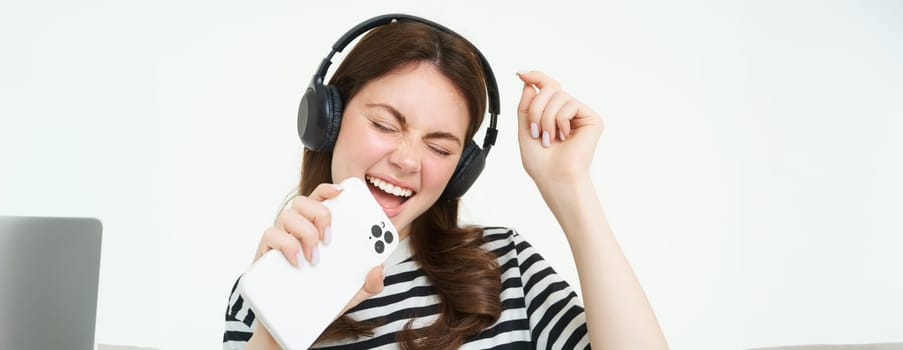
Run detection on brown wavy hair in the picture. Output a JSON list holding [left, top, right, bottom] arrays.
[[297, 20, 502, 349]]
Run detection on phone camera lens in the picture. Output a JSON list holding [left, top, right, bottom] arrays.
[[371, 224, 382, 238], [384, 231, 394, 243], [374, 240, 385, 253]]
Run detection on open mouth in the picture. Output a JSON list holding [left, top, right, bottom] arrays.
[[365, 175, 416, 217], [366, 175, 414, 198]]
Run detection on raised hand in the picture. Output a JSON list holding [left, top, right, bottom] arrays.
[[515, 70, 604, 190]]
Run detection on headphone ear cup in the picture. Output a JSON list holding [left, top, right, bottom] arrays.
[[297, 81, 344, 152], [297, 84, 320, 150], [321, 84, 344, 150], [443, 140, 486, 199]]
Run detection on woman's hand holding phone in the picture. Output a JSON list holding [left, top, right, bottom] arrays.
[[255, 183, 340, 267], [247, 182, 386, 349]]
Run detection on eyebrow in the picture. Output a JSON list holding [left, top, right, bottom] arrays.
[[365, 103, 463, 146]]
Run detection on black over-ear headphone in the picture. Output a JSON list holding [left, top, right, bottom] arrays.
[[297, 13, 500, 199]]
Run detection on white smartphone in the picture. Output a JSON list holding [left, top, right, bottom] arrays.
[[238, 177, 400, 350]]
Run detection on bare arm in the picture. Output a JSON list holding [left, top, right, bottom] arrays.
[[539, 177, 667, 349], [516, 70, 668, 349]]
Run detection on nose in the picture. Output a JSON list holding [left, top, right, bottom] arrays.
[[389, 139, 422, 174]]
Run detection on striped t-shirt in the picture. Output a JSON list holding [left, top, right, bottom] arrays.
[[223, 227, 590, 349]]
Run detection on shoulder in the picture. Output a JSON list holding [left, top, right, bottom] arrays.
[[480, 226, 517, 241], [477, 226, 538, 265], [479, 226, 531, 251]]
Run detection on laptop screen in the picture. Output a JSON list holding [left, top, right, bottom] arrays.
[[0, 216, 103, 350]]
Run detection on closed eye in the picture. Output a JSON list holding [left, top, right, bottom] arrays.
[[370, 120, 396, 133], [428, 144, 452, 157]]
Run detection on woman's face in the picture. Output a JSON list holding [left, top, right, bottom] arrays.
[[331, 61, 470, 239]]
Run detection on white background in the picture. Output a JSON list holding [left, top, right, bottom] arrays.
[[2, 1, 901, 349]]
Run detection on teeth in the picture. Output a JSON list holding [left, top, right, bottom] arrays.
[[366, 176, 413, 198]]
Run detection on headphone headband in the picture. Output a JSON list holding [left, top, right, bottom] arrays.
[[313, 13, 499, 153]]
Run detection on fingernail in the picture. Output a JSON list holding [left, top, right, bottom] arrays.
[[331, 184, 343, 191], [311, 246, 320, 266], [324, 226, 332, 245], [530, 123, 539, 139], [559, 130, 567, 141], [517, 69, 530, 75], [542, 131, 551, 147], [282, 196, 296, 212], [295, 252, 304, 267]]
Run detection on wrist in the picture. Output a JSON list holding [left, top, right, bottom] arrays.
[[536, 176, 598, 220], [536, 177, 613, 250], [535, 174, 594, 201]]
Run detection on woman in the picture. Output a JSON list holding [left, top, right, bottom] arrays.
[[224, 16, 667, 350]]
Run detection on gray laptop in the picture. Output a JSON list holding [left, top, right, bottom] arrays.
[[0, 216, 103, 350]]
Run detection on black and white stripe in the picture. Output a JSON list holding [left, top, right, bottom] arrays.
[[223, 227, 590, 349]]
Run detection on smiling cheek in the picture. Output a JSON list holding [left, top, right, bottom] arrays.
[[416, 156, 458, 201], [333, 122, 392, 181], [420, 157, 457, 200], [360, 131, 396, 166]]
